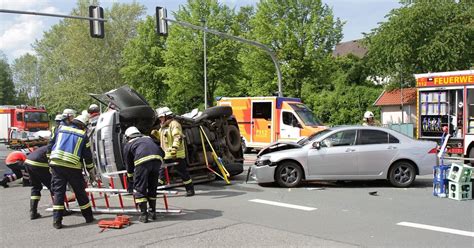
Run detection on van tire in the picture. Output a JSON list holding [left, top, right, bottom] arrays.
[[199, 106, 233, 120], [226, 125, 241, 153]]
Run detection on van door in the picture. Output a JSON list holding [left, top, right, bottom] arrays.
[[251, 101, 273, 144], [280, 111, 301, 141]]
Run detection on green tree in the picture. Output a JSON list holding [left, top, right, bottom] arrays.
[[34, 0, 145, 115], [120, 16, 167, 107], [11, 53, 39, 106], [161, 0, 243, 113], [365, 0, 473, 87], [241, 0, 343, 98], [0, 52, 16, 105]]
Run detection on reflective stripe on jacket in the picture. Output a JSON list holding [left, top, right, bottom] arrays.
[[25, 145, 49, 168], [49, 125, 93, 170], [123, 136, 164, 178], [153, 119, 186, 159]]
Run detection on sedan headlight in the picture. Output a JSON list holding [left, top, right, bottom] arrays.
[[255, 157, 274, 167]]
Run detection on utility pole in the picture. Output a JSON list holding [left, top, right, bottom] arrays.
[[156, 7, 283, 97], [201, 18, 208, 109]]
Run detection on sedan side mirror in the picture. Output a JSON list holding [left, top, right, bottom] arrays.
[[312, 142, 321, 150]]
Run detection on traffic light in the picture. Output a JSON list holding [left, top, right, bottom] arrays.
[[89, 5, 104, 38], [156, 7, 168, 36]]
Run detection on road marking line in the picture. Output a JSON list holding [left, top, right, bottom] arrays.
[[397, 222, 474, 237], [249, 199, 317, 211]]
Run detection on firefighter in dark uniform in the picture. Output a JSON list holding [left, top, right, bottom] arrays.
[[25, 145, 51, 219], [123, 126, 164, 223], [152, 107, 195, 197], [48, 115, 95, 229]]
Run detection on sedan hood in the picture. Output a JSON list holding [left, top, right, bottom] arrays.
[[257, 141, 302, 157], [90, 85, 150, 110]]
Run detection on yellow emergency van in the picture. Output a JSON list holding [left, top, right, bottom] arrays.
[[217, 96, 325, 151]]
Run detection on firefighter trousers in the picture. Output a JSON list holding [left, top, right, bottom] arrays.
[[159, 158, 193, 188], [51, 166, 92, 221], [133, 160, 160, 204], [25, 164, 52, 200]]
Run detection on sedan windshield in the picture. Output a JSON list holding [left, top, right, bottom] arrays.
[[298, 129, 332, 145], [24, 112, 49, 123], [289, 103, 322, 126]]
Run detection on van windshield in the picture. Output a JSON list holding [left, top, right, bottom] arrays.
[[289, 103, 322, 126], [24, 112, 49, 123]]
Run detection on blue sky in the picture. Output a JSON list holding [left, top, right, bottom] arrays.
[[0, 0, 401, 62]]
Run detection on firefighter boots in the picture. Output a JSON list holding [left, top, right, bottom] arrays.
[[138, 202, 148, 223], [30, 199, 41, 220], [0, 178, 8, 188], [185, 183, 195, 197], [53, 210, 63, 229], [149, 200, 157, 220], [82, 208, 95, 223]]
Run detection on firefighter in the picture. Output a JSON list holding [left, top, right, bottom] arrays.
[[61, 108, 76, 126], [0, 151, 28, 188], [54, 114, 63, 126], [87, 104, 100, 128], [152, 107, 195, 197], [123, 126, 164, 223], [48, 114, 95, 229], [24, 145, 51, 219], [362, 111, 380, 126]]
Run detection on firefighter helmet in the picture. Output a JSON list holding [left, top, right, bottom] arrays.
[[88, 104, 99, 114], [156, 107, 173, 118], [364, 111, 374, 119], [73, 115, 89, 126], [54, 114, 63, 121], [62, 108, 76, 118], [125, 126, 141, 138]]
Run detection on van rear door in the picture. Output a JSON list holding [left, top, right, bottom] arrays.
[[251, 101, 273, 144]]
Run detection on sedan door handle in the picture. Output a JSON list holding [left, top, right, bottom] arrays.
[[345, 148, 356, 152], [387, 146, 397, 150]]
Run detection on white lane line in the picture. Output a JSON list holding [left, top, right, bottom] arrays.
[[249, 199, 317, 211], [397, 222, 474, 238]]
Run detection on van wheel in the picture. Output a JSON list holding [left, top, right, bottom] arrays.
[[388, 161, 416, 187], [275, 161, 303, 188], [226, 125, 241, 153]]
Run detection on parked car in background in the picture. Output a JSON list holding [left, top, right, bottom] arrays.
[[90, 86, 244, 189], [252, 126, 438, 188]]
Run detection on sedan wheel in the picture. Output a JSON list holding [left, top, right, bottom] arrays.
[[275, 162, 303, 188], [388, 161, 416, 187]]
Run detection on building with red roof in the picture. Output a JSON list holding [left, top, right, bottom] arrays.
[[374, 88, 417, 124]]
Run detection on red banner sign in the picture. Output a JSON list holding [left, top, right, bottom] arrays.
[[417, 74, 474, 87]]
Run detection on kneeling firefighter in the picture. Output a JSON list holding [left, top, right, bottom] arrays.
[[123, 126, 164, 223], [0, 151, 29, 188], [48, 115, 95, 229]]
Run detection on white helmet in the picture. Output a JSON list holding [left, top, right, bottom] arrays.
[[88, 104, 99, 114], [156, 107, 173, 118], [125, 126, 141, 138], [81, 110, 90, 118], [54, 114, 63, 121], [73, 114, 89, 126], [62, 108, 76, 118], [364, 111, 374, 119]]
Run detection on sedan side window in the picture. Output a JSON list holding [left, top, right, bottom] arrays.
[[389, 134, 399, 143], [358, 130, 389, 145], [321, 130, 356, 147]]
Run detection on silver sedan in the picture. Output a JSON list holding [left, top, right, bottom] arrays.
[[251, 126, 438, 187]]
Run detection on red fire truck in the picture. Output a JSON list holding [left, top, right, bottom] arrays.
[[0, 105, 50, 148], [415, 70, 474, 157]]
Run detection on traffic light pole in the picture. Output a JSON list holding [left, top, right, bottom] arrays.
[[164, 18, 283, 97], [0, 9, 107, 22]]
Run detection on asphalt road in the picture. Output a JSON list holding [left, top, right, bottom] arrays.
[[0, 146, 473, 247]]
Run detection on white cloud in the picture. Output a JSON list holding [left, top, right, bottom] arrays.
[[0, 1, 64, 62]]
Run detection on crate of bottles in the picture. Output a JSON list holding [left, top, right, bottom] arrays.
[[448, 182, 472, 201], [433, 165, 450, 180], [447, 163, 473, 183], [433, 178, 449, 197]]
